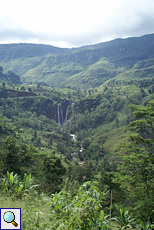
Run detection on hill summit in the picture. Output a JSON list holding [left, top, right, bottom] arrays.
[[0, 33, 154, 88]]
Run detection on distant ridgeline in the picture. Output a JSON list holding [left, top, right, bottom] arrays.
[[0, 66, 20, 84], [0, 34, 154, 88]]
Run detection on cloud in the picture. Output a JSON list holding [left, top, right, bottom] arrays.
[[0, 0, 154, 47]]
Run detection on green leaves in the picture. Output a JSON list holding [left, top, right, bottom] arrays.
[[2, 171, 22, 194], [1, 171, 35, 197], [23, 173, 31, 189], [42, 155, 66, 193], [139, 220, 154, 230], [7, 171, 14, 187], [50, 181, 111, 229], [116, 101, 154, 221], [129, 102, 154, 139], [100, 210, 105, 220], [112, 205, 135, 229], [2, 138, 31, 176]]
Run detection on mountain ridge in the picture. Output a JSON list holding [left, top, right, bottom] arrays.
[[0, 33, 154, 88]]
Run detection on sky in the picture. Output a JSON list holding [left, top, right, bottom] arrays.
[[0, 0, 154, 48]]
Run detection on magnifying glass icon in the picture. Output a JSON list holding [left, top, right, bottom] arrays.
[[3, 211, 18, 227]]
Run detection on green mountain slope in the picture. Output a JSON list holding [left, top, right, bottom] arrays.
[[1, 36, 154, 223], [0, 43, 67, 60], [0, 33, 154, 88], [0, 66, 20, 84], [65, 58, 117, 88]]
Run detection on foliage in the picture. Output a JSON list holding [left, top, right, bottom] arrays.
[[1, 171, 36, 197], [1, 48, 154, 228], [1, 34, 154, 88], [62, 176, 79, 197], [1, 137, 31, 175], [111, 205, 136, 229], [50, 181, 111, 229], [40, 155, 66, 193], [139, 219, 154, 230], [115, 101, 154, 221]]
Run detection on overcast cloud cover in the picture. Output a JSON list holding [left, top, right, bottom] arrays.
[[0, 0, 154, 48]]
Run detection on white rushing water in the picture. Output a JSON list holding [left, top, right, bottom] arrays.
[[70, 134, 77, 141], [57, 103, 69, 126], [57, 103, 61, 124]]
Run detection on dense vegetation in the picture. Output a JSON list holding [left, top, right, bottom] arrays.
[[1, 34, 154, 229], [0, 34, 154, 89], [1, 79, 154, 228]]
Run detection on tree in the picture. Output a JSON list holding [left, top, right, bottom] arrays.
[[42, 155, 66, 193], [100, 171, 123, 218], [115, 101, 154, 221], [21, 86, 26, 91], [28, 87, 32, 92], [2, 138, 19, 174], [2, 137, 31, 176]]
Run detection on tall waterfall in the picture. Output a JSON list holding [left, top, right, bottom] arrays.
[[57, 103, 61, 124], [57, 103, 69, 126], [63, 107, 69, 124]]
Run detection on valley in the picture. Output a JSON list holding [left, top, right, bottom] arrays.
[[0, 34, 154, 229]]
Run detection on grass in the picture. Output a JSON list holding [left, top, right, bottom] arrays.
[[103, 127, 132, 152], [0, 193, 51, 229], [0, 192, 140, 229], [65, 58, 116, 88], [93, 125, 132, 152], [0, 57, 42, 76]]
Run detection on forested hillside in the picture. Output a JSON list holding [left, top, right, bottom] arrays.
[[1, 34, 154, 229], [0, 33, 154, 88]]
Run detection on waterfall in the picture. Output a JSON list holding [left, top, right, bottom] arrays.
[[57, 103, 69, 126], [70, 134, 76, 141], [57, 103, 61, 124], [60, 105, 64, 125], [63, 107, 69, 124]]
